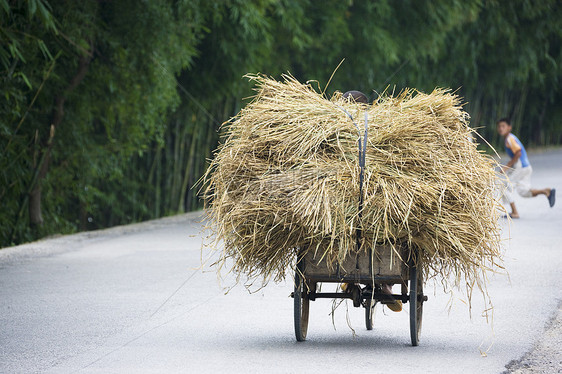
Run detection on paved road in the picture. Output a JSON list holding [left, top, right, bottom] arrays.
[[1, 149, 561, 374]]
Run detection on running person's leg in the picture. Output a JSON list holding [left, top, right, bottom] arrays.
[[514, 166, 556, 207], [501, 169, 520, 218]]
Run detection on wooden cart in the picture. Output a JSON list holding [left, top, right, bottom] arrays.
[[292, 244, 426, 346]]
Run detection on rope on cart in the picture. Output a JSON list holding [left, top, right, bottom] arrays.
[[336, 106, 368, 254]]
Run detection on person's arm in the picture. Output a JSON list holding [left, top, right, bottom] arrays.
[[502, 135, 522, 172], [505, 149, 521, 168]]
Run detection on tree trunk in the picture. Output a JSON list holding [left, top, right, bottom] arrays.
[[28, 53, 92, 227], [28, 133, 51, 226], [535, 99, 547, 145], [178, 123, 199, 212]]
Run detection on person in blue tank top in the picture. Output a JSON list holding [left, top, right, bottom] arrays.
[[497, 118, 556, 218]]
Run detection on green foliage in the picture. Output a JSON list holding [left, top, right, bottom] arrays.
[[1, 0, 561, 247], [1, 0, 206, 245], [415, 0, 562, 146]]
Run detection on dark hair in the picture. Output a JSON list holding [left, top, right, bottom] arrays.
[[497, 117, 511, 126], [343, 90, 368, 104]]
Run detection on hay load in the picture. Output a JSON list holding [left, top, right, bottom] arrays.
[[204, 74, 502, 297]]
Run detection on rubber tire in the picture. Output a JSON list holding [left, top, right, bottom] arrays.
[[365, 298, 377, 330], [294, 262, 309, 342], [409, 260, 423, 346]]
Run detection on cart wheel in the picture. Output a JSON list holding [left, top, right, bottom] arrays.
[[409, 259, 423, 346], [294, 262, 309, 342], [365, 298, 377, 330]]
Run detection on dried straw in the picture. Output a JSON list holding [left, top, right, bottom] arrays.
[[203, 74, 502, 299]]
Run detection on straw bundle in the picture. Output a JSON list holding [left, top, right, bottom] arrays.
[[204, 74, 502, 295]]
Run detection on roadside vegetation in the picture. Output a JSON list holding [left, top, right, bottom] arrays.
[[1, 0, 561, 246]]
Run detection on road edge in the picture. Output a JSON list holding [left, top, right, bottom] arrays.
[[502, 299, 562, 373], [0, 210, 205, 262]]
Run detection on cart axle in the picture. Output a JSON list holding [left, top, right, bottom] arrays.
[[290, 290, 427, 304]]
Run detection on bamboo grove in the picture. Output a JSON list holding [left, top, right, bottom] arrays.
[[1, 0, 561, 247]]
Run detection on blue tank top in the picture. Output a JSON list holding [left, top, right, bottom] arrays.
[[505, 134, 530, 168]]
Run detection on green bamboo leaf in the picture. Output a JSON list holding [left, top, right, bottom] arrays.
[[37, 0, 56, 30], [28, 0, 37, 16], [0, 0, 9, 14], [17, 72, 32, 89], [8, 44, 26, 62], [37, 40, 53, 60]]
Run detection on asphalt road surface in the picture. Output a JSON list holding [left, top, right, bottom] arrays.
[[1, 149, 561, 374]]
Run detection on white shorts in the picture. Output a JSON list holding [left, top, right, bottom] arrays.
[[502, 165, 533, 204]]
